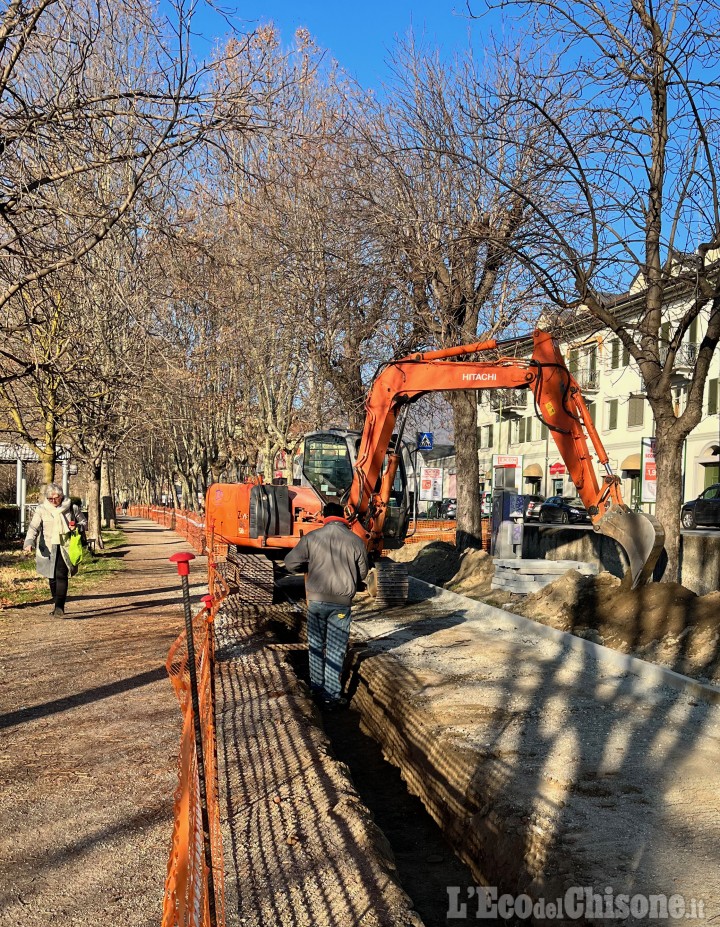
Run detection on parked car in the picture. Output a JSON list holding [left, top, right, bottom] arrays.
[[439, 498, 457, 519], [681, 484, 720, 529], [538, 496, 591, 524], [523, 494, 545, 521], [480, 490, 492, 518]]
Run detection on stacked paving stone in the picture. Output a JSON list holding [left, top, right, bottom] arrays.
[[491, 557, 599, 593]]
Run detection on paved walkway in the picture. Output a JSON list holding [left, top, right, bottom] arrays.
[[0, 518, 206, 927]]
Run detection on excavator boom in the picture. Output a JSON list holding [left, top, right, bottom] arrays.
[[348, 329, 664, 588]]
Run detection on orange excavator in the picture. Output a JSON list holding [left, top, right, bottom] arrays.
[[205, 329, 664, 604]]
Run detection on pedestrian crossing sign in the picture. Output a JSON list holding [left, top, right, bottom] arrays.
[[418, 432, 434, 450]]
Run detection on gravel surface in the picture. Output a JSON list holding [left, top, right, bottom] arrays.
[[349, 580, 720, 925], [0, 518, 207, 927], [390, 542, 720, 683]]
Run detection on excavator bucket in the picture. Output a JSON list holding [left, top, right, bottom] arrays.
[[593, 506, 665, 589]]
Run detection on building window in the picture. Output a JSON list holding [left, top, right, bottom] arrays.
[[518, 416, 533, 443], [584, 401, 596, 427], [606, 398, 618, 431], [541, 422, 549, 440], [479, 424, 494, 448], [570, 344, 599, 388], [610, 339, 630, 369], [708, 378, 719, 416], [628, 396, 644, 427]]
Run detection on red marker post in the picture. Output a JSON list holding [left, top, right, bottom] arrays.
[[169, 552, 217, 927]]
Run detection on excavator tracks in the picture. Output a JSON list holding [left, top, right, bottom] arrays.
[[219, 548, 275, 606]]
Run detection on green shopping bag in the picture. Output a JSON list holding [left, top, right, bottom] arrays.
[[67, 530, 84, 567]]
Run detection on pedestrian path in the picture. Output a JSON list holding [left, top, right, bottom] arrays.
[[0, 518, 206, 927]]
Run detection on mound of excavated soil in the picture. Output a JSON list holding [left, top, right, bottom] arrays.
[[389, 541, 498, 599], [389, 542, 720, 685], [512, 571, 720, 683]]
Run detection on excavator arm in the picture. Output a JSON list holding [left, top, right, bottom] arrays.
[[347, 329, 664, 589]]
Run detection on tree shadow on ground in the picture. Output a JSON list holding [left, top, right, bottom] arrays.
[[347, 578, 719, 923]]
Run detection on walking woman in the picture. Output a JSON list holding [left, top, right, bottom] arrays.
[[23, 484, 87, 618]]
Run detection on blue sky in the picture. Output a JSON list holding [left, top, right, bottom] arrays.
[[190, 1, 493, 88]]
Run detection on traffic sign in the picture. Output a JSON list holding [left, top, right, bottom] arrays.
[[417, 432, 434, 451]]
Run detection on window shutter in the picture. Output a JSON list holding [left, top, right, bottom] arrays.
[[622, 343, 630, 366], [689, 317, 698, 345], [608, 399, 618, 430], [709, 378, 719, 416], [569, 348, 579, 376], [628, 396, 644, 427], [611, 340, 619, 369]]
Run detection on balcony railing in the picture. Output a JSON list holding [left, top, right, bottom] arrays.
[[487, 389, 527, 414], [659, 342, 697, 374], [576, 369, 600, 392]]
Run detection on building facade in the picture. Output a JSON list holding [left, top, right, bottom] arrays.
[[476, 313, 720, 510]]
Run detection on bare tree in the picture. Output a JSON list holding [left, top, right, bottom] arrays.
[[349, 38, 550, 547], [471, 0, 720, 580], [0, 0, 267, 382]]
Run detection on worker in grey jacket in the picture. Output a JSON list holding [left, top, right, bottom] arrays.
[[284, 502, 369, 708], [23, 483, 87, 617]]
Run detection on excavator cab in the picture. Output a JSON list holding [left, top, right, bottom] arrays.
[[295, 429, 412, 548]]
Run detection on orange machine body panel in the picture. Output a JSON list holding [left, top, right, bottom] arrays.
[[204, 479, 372, 553]]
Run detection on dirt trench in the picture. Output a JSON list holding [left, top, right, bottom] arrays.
[[218, 592, 487, 927]]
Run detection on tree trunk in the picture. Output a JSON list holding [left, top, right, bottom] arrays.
[[100, 453, 115, 529], [652, 430, 684, 584], [262, 438, 273, 481], [107, 456, 117, 527], [86, 459, 103, 549], [450, 391, 482, 550], [41, 413, 58, 485]]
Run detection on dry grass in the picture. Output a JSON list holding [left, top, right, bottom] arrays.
[[0, 529, 127, 608]]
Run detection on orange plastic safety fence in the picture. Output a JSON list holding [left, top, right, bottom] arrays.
[[162, 598, 226, 927], [407, 517, 492, 551], [405, 518, 457, 545], [134, 505, 226, 927]]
